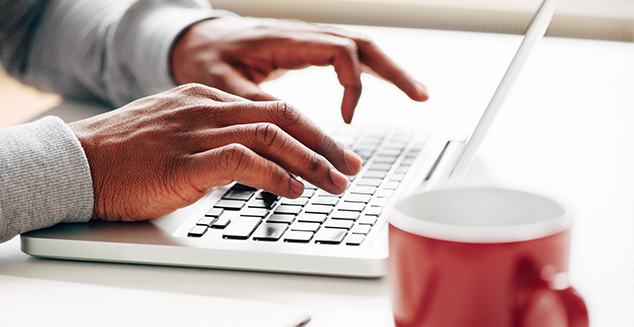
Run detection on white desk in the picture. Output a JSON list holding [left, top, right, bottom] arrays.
[[1, 25, 632, 326]]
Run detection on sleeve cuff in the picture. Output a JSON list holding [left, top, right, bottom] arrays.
[[109, 4, 219, 106], [0, 117, 93, 242]]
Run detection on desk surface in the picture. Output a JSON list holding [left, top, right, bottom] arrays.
[[1, 25, 632, 326]]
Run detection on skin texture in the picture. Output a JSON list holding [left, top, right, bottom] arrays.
[[70, 17, 429, 222], [69, 84, 362, 222], [171, 16, 429, 124]]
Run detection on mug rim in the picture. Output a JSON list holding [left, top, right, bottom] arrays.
[[388, 187, 571, 243]]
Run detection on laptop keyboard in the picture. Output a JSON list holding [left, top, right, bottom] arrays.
[[185, 129, 425, 246]]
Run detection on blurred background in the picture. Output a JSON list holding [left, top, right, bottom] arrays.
[[2, 0, 633, 127], [211, 0, 634, 41]]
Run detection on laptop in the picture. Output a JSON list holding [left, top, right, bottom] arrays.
[[20, 0, 559, 278]]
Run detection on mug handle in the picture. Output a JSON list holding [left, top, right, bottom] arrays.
[[518, 278, 589, 327], [551, 286, 589, 327]]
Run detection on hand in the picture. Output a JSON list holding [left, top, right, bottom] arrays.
[[69, 84, 362, 222], [171, 17, 429, 124]]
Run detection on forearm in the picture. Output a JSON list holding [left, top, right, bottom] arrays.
[[0, 117, 93, 243], [1, 0, 217, 106]]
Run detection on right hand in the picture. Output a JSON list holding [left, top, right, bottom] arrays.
[[68, 84, 362, 222]]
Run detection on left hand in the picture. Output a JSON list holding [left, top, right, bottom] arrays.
[[171, 16, 429, 124]]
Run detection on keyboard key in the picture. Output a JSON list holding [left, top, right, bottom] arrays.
[[355, 149, 374, 158], [211, 215, 231, 228], [231, 183, 256, 191], [338, 202, 366, 212], [377, 190, 395, 198], [291, 222, 321, 232], [314, 228, 348, 244], [256, 191, 280, 201], [267, 214, 296, 224], [316, 190, 343, 197], [377, 149, 402, 157], [240, 208, 269, 217], [400, 158, 415, 166], [343, 194, 372, 203], [373, 156, 397, 164], [204, 208, 224, 217], [274, 205, 303, 215], [248, 199, 277, 209], [297, 213, 328, 224], [222, 189, 255, 201], [369, 197, 388, 207], [383, 145, 405, 151], [281, 197, 309, 206], [304, 204, 333, 215], [188, 225, 208, 237], [364, 207, 383, 216], [389, 173, 406, 182], [395, 166, 409, 174], [214, 199, 246, 210], [405, 152, 418, 159], [383, 181, 400, 190], [223, 216, 261, 239], [331, 210, 360, 221], [284, 230, 314, 243], [197, 216, 217, 227], [356, 178, 383, 187], [324, 219, 354, 229], [357, 215, 378, 226], [301, 181, 318, 189], [363, 171, 387, 179], [346, 234, 365, 246], [300, 189, 316, 198], [252, 223, 288, 241], [350, 186, 377, 195], [368, 163, 392, 171], [351, 224, 372, 235], [312, 197, 339, 206]]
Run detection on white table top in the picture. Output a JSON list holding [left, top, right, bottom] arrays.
[[1, 25, 632, 326]]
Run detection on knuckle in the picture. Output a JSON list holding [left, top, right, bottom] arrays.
[[336, 38, 359, 56], [176, 83, 211, 96], [354, 34, 374, 48], [307, 152, 324, 173], [320, 134, 337, 155], [253, 122, 282, 148], [219, 144, 249, 173], [271, 101, 301, 127]]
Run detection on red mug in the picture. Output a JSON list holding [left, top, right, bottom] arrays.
[[388, 187, 588, 327]]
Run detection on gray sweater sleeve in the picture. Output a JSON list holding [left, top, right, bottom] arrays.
[[0, 117, 94, 243], [1, 0, 217, 107]]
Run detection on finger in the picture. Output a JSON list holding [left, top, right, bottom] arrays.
[[189, 123, 350, 194], [302, 24, 429, 102], [210, 64, 279, 102], [265, 34, 363, 123], [204, 100, 363, 177], [187, 144, 305, 198], [353, 39, 429, 101]]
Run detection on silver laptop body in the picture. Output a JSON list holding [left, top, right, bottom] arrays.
[[20, 0, 559, 278]]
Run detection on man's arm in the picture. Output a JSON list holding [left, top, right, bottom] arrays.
[[1, 0, 218, 106], [0, 117, 93, 243]]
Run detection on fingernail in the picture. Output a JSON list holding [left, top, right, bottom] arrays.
[[330, 167, 348, 191], [290, 178, 305, 197], [344, 147, 363, 172]]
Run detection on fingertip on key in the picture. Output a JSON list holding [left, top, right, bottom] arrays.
[[330, 167, 349, 192], [344, 147, 363, 174], [290, 178, 305, 198]]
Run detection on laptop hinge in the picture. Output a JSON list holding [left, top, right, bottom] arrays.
[[420, 140, 466, 191]]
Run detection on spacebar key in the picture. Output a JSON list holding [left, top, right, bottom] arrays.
[[223, 217, 262, 240]]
